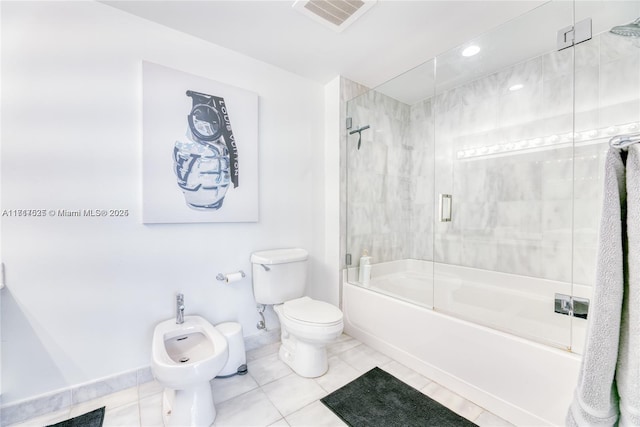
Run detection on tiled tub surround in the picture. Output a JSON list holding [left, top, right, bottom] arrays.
[[345, 30, 640, 286], [6, 335, 510, 427]]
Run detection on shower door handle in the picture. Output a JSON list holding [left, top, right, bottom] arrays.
[[439, 194, 452, 222]]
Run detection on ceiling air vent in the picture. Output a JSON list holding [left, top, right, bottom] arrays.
[[292, 0, 376, 33]]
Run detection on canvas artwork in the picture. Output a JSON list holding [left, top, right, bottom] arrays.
[[142, 62, 259, 223]]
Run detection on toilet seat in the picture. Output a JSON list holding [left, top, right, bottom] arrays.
[[282, 296, 343, 326]]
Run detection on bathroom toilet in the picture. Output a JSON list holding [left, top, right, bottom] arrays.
[[151, 315, 228, 427], [251, 248, 344, 377]]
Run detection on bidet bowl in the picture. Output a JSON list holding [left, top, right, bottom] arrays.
[[151, 315, 228, 389]]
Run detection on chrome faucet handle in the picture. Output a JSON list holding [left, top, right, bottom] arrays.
[[176, 293, 185, 324]]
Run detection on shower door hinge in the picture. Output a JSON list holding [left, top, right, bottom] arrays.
[[557, 18, 592, 51], [554, 293, 590, 319], [346, 117, 353, 130], [345, 253, 352, 266]]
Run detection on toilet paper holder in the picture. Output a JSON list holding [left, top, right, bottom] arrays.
[[216, 271, 246, 282]]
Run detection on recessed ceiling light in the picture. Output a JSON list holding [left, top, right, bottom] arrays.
[[509, 84, 524, 91], [462, 45, 480, 57]]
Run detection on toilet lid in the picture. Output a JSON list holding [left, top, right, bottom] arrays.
[[283, 297, 343, 325]]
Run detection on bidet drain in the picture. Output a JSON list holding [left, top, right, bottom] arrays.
[[179, 357, 190, 363]]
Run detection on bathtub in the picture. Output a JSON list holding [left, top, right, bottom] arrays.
[[343, 259, 589, 426]]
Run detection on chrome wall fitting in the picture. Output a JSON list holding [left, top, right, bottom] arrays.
[[256, 304, 267, 330], [555, 294, 590, 319]]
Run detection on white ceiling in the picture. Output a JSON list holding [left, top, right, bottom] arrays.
[[102, 0, 547, 90]]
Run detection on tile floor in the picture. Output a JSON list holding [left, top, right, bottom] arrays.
[[9, 335, 513, 427]]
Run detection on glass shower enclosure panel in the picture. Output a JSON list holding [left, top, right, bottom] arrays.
[[433, 1, 576, 349], [571, 0, 640, 353], [345, 60, 436, 308]]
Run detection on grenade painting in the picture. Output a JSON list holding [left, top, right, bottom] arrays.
[[173, 90, 239, 210]]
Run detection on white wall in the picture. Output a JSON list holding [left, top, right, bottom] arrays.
[[1, 1, 327, 404], [313, 77, 341, 307]]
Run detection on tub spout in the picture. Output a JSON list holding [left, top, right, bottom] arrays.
[[176, 293, 185, 324]]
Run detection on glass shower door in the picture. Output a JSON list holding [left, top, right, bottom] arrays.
[[432, 1, 576, 349]]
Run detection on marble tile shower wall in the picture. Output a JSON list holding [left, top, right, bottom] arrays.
[[438, 31, 639, 284], [434, 50, 577, 282], [409, 98, 435, 261], [573, 31, 640, 285], [346, 90, 434, 264], [346, 31, 639, 284]]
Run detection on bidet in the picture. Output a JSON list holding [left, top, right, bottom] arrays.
[[151, 315, 229, 427]]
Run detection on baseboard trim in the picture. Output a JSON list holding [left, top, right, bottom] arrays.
[[1, 331, 281, 426]]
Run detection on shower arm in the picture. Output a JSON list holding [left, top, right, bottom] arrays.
[[349, 125, 370, 150]]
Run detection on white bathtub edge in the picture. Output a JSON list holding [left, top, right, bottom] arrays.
[[343, 282, 581, 426]]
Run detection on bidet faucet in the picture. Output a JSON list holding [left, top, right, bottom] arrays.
[[176, 293, 185, 324]]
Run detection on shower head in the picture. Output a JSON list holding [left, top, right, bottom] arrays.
[[610, 17, 640, 37]]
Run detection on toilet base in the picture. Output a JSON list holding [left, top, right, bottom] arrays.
[[279, 337, 329, 378], [162, 384, 216, 427]]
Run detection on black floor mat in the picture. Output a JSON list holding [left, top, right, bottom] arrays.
[[46, 406, 105, 427], [321, 367, 477, 427]]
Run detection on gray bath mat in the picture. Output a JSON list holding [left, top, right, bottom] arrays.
[[321, 367, 477, 427], [46, 407, 105, 427]]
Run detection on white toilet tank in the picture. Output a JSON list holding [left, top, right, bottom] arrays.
[[251, 248, 308, 305]]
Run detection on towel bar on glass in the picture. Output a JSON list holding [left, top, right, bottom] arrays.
[[609, 132, 640, 150]]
